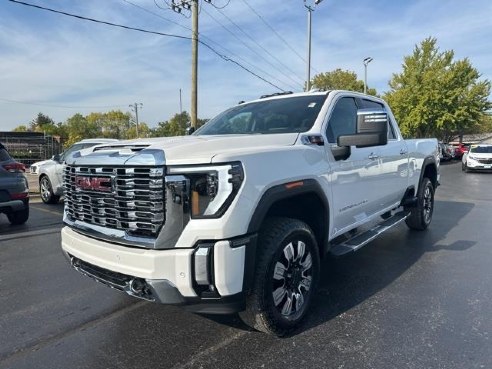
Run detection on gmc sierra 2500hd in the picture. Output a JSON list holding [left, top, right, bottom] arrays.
[[61, 90, 439, 336]]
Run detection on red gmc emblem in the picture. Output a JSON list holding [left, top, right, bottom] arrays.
[[74, 176, 112, 192]]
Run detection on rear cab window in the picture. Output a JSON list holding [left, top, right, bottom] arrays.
[[361, 98, 397, 140]]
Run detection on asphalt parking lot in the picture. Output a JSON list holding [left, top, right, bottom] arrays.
[[0, 161, 491, 369]]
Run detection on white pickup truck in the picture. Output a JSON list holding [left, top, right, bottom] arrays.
[[61, 90, 439, 336]]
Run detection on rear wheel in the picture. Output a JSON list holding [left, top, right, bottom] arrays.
[[405, 177, 434, 230], [7, 207, 29, 225], [40, 176, 60, 204], [239, 217, 320, 336]]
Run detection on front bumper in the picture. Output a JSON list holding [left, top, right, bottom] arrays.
[[466, 160, 492, 170], [61, 227, 256, 313]]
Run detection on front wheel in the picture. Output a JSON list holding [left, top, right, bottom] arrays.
[[405, 177, 434, 230], [239, 217, 320, 336], [40, 176, 60, 204]]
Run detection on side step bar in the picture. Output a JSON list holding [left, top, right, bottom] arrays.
[[330, 211, 410, 256]]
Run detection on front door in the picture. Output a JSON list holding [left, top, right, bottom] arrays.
[[324, 96, 383, 237]]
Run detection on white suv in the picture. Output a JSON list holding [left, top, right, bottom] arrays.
[[462, 144, 492, 172], [38, 139, 118, 204]]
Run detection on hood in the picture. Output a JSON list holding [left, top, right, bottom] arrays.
[[68, 133, 299, 166], [468, 152, 492, 158], [32, 159, 55, 168]]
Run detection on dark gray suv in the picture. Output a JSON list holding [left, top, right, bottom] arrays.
[[0, 143, 29, 225]]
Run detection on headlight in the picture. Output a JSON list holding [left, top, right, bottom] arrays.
[[168, 162, 243, 218], [467, 156, 478, 161]]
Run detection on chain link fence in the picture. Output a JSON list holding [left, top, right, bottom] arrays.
[[0, 132, 65, 167]]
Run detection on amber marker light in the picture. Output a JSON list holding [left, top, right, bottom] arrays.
[[285, 181, 304, 190]]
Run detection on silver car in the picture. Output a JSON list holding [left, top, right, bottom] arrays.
[[38, 139, 118, 204], [0, 142, 29, 225]]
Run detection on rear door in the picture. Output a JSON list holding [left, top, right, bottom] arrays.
[[360, 98, 409, 208]]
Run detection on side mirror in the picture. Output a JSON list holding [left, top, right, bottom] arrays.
[[337, 108, 388, 148], [186, 126, 196, 135], [52, 154, 61, 162]]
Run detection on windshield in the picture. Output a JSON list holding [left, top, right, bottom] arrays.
[[195, 95, 328, 135], [470, 145, 492, 154]]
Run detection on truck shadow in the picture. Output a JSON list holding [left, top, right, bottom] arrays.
[[299, 199, 475, 334]]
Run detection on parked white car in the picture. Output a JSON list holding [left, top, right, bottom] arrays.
[[30, 159, 51, 175], [38, 138, 118, 204], [462, 144, 492, 172]]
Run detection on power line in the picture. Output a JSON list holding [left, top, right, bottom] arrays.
[[122, 0, 298, 91], [202, 7, 301, 90], [122, 0, 190, 31], [0, 97, 128, 109], [205, 0, 231, 10], [240, 0, 320, 75], [6, 0, 285, 91], [213, 6, 305, 87]]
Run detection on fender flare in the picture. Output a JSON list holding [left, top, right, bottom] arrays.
[[247, 178, 329, 235], [419, 156, 439, 190]]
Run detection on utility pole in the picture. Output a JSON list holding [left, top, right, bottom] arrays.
[[170, 0, 198, 128], [304, 0, 323, 91], [130, 103, 143, 138], [168, 0, 228, 128], [191, 0, 198, 128], [363, 57, 373, 95], [179, 88, 183, 115]]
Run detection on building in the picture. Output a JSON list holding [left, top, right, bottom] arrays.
[[0, 131, 64, 166]]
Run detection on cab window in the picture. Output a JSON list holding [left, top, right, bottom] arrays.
[[362, 99, 396, 140], [326, 97, 357, 143]]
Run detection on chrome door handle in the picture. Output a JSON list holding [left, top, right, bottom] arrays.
[[400, 149, 408, 155], [368, 153, 379, 160]]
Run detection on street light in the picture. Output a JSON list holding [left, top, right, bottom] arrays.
[[304, 0, 323, 91], [363, 56, 373, 95]]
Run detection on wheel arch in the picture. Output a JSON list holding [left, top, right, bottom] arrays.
[[419, 156, 438, 190], [247, 179, 330, 258]]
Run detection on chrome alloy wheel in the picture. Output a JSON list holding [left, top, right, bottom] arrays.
[[40, 177, 51, 202], [272, 240, 313, 318], [423, 184, 433, 224]]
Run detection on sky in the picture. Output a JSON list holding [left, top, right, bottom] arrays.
[[0, 0, 491, 131]]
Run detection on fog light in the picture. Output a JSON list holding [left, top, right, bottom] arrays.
[[194, 246, 212, 286], [130, 278, 146, 294]]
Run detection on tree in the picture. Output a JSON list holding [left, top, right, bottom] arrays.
[[384, 37, 491, 141], [28, 112, 62, 136], [127, 122, 151, 138], [154, 112, 190, 137], [311, 69, 377, 95], [30, 112, 54, 130], [12, 125, 28, 132], [65, 113, 99, 146]]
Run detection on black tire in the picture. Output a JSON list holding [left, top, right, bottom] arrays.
[[239, 217, 320, 336], [40, 176, 60, 204], [405, 177, 434, 231], [461, 162, 466, 171], [7, 207, 29, 225]]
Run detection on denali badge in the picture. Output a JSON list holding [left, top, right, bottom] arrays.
[[74, 176, 112, 192]]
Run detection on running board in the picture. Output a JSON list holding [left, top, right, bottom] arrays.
[[330, 211, 410, 256]]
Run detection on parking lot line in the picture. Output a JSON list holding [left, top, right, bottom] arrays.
[[31, 204, 63, 216]]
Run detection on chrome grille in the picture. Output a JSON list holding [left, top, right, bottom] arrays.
[[63, 165, 165, 237], [477, 158, 492, 164]]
